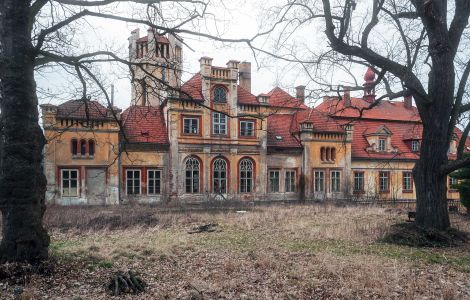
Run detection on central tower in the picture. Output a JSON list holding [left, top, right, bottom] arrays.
[[128, 28, 183, 106]]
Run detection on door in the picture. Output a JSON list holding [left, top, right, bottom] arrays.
[[86, 168, 106, 205]]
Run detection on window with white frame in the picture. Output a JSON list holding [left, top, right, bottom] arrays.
[[61, 169, 79, 197], [379, 171, 390, 192], [378, 138, 386, 151], [353, 172, 364, 192], [183, 117, 199, 135], [126, 169, 141, 195], [314, 170, 325, 192], [331, 171, 341, 192], [285, 170, 296, 193], [269, 170, 280, 193], [147, 169, 161, 195], [403, 172, 413, 191], [212, 112, 228, 135], [239, 159, 254, 193], [240, 120, 255, 137], [185, 157, 200, 193], [213, 158, 227, 194], [411, 140, 420, 152], [449, 176, 458, 190]]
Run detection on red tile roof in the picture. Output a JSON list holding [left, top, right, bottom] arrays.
[[266, 87, 308, 109], [180, 73, 204, 101], [267, 114, 302, 148], [56, 100, 114, 120], [316, 97, 420, 122], [121, 105, 169, 145], [292, 108, 345, 133], [237, 85, 258, 105]]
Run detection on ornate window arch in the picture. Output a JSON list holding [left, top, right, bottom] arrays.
[[239, 158, 254, 193], [212, 157, 228, 194], [213, 86, 227, 103], [185, 156, 200, 193]]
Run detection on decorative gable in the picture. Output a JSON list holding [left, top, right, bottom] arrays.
[[363, 125, 398, 153]]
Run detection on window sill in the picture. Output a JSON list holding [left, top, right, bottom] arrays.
[[321, 161, 336, 164], [402, 190, 414, 193], [72, 155, 94, 159]]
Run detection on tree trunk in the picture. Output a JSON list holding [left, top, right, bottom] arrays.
[[413, 127, 450, 230], [0, 0, 50, 262]]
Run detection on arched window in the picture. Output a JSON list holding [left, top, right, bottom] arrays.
[[320, 147, 325, 161], [213, 158, 227, 194], [213, 86, 227, 103], [71, 139, 78, 156], [331, 148, 336, 161], [326, 147, 331, 161], [239, 158, 254, 193], [80, 139, 87, 156], [185, 157, 200, 193], [88, 140, 95, 156]]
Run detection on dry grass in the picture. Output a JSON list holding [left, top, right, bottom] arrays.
[[1, 203, 470, 299]]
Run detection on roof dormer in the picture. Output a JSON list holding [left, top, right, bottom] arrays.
[[363, 125, 398, 153]]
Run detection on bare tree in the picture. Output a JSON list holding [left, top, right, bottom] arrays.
[[257, 0, 470, 230], [0, 0, 249, 263]]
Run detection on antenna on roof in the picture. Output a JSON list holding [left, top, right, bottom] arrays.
[[111, 84, 115, 107]]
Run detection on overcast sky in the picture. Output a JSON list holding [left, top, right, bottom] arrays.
[[35, 0, 373, 110]]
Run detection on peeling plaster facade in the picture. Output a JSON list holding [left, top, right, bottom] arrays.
[[40, 31, 461, 205]]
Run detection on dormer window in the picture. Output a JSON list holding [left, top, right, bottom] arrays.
[[213, 86, 227, 103], [378, 138, 386, 151], [411, 140, 420, 152]]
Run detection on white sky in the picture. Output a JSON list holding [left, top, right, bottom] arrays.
[[35, 0, 374, 110]]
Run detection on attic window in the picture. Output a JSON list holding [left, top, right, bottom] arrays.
[[141, 130, 150, 136], [275, 136, 283, 140]]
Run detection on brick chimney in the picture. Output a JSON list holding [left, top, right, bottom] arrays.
[[239, 62, 251, 92], [404, 95, 412, 109], [199, 56, 213, 77], [296, 85, 306, 103], [344, 87, 351, 107]]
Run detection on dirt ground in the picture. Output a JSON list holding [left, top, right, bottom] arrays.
[[1, 203, 470, 299]]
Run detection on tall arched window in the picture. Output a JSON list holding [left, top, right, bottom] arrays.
[[185, 157, 200, 193], [80, 139, 87, 156], [88, 140, 95, 156], [239, 158, 254, 193], [213, 158, 227, 194], [71, 139, 78, 156]]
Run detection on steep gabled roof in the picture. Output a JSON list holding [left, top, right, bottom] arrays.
[[316, 97, 420, 122], [266, 87, 308, 109], [237, 85, 258, 105], [291, 108, 345, 133], [56, 100, 114, 120], [267, 114, 302, 148], [121, 105, 169, 145], [180, 73, 204, 101]]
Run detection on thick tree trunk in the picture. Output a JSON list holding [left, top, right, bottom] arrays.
[[413, 127, 450, 230], [0, 0, 50, 262]]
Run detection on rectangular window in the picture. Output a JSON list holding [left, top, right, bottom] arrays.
[[147, 169, 161, 195], [331, 171, 341, 192], [379, 171, 390, 192], [403, 172, 413, 192], [285, 170, 296, 193], [269, 170, 280, 193], [61, 169, 79, 197], [126, 169, 141, 195], [411, 140, 420, 152], [240, 120, 255, 137], [378, 138, 386, 151], [212, 112, 228, 135], [449, 176, 458, 191], [314, 171, 325, 192], [183, 117, 199, 135], [353, 172, 364, 192]]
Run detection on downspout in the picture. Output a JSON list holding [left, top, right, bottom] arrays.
[[118, 141, 123, 204]]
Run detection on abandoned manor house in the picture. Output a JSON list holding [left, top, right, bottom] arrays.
[[40, 30, 465, 205]]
